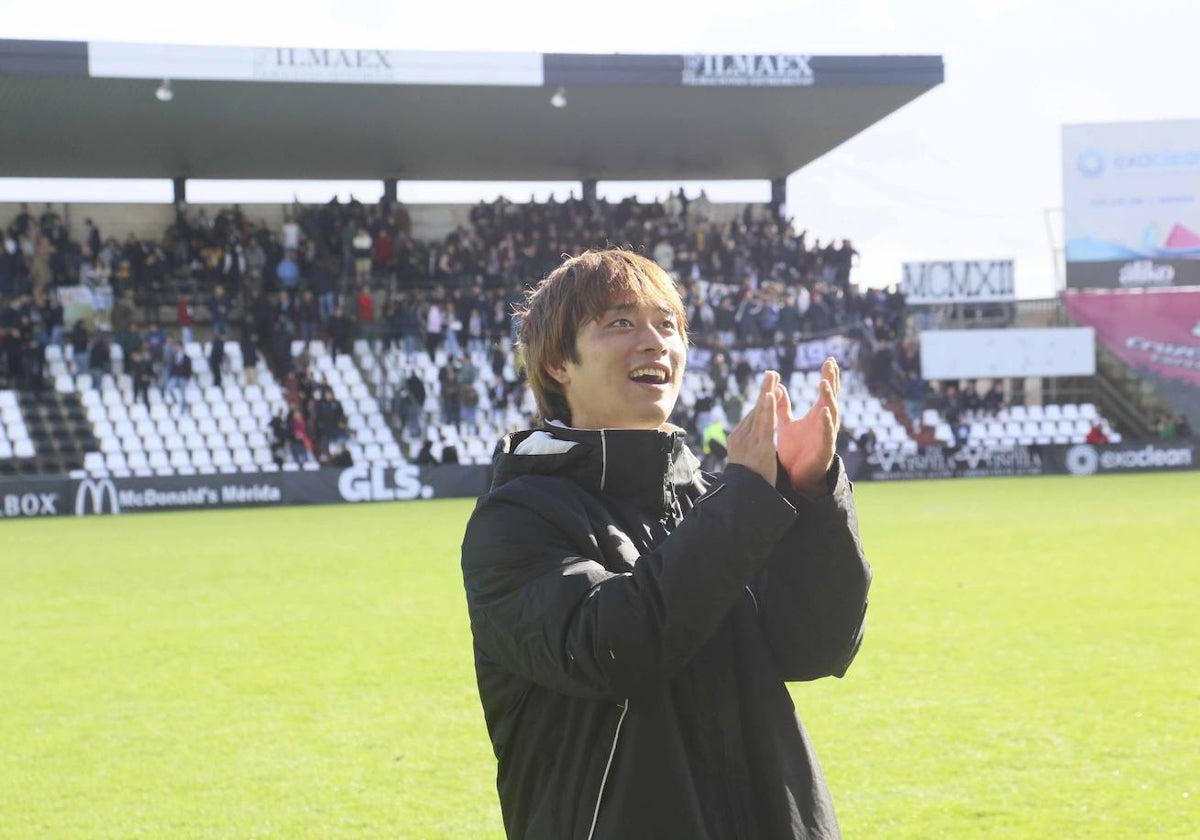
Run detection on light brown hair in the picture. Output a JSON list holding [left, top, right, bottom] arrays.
[[516, 249, 688, 424]]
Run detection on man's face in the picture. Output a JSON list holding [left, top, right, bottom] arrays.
[[550, 300, 686, 430]]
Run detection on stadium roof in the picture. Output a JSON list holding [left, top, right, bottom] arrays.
[[0, 39, 943, 183]]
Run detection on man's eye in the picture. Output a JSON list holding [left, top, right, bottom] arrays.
[[610, 318, 632, 327]]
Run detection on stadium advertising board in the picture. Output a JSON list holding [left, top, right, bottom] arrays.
[[0, 477, 70, 519], [846, 444, 1046, 481], [919, 328, 1096, 379], [845, 440, 1198, 481], [1044, 441, 1197, 477], [71, 474, 284, 517], [901, 260, 1015, 304], [1063, 119, 1200, 289], [285, 463, 489, 505], [1063, 289, 1200, 432], [56, 466, 492, 518]]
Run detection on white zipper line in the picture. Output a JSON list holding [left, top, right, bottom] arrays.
[[587, 698, 628, 840]]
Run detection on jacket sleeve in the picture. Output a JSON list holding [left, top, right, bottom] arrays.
[[461, 466, 796, 701], [752, 456, 872, 682]]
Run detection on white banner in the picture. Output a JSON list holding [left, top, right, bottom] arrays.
[[901, 260, 1015, 304], [88, 42, 543, 86], [919, 328, 1096, 379]]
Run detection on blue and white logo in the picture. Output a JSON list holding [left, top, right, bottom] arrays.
[[1077, 148, 1105, 177]]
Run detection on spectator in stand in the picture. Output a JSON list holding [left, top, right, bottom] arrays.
[[69, 319, 89, 375], [961, 382, 982, 416], [981, 381, 1006, 415], [903, 370, 927, 429], [241, 331, 260, 386], [374, 227, 394, 287], [277, 249, 301, 299], [23, 335, 45, 396], [310, 257, 338, 324], [296, 290, 319, 343], [440, 363, 462, 427], [288, 407, 315, 464], [327, 306, 353, 359], [131, 347, 154, 407], [939, 383, 963, 427], [1175, 414, 1193, 438], [282, 214, 301, 253], [176, 294, 195, 345], [166, 343, 193, 412], [352, 226, 373, 285], [1085, 422, 1110, 445], [1154, 412, 1177, 441], [88, 332, 110, 390], [393, 369, 426, 439], [42, 289, 64, 348], [209, 335, 225, 388], [209, 284, 232, 338], [425, 297, 445, 360], [356, 285, 376, 348]]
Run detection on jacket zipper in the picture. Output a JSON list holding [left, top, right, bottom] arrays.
[[586, 699, 629, 840]]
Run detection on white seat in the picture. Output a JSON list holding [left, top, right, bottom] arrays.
[[232, 447, 255, 468]]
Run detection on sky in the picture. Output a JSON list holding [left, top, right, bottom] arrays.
[[1, 0, 1196, 299]]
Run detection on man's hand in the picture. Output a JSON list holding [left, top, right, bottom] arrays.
[[726, 371, 780, 486], [776, 357, 840, 497]]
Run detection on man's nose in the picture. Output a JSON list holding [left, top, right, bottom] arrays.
[[638, 323, 670, 352]]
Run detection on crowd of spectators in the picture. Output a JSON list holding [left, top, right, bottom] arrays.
[[268, 364, 352, 468], [3, 194, 924, 459]]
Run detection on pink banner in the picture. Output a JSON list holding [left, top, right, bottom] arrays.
[[1063, 289, 1200, 388]]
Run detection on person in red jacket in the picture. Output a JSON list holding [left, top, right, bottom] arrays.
[[356, 285, 376, 349], [176, 294, 195, 345], [1085, 422, 1109, 444]]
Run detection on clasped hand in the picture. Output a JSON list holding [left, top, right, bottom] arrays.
[[725, 357, 841, 497]]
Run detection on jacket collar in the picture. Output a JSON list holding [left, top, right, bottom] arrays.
[[492, 423, 700, 518]]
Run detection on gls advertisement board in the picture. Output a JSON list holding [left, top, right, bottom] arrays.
[[1063, 119, 1200, 289]]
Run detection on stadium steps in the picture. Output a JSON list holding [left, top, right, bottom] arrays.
[[14, 390, 96, 475]]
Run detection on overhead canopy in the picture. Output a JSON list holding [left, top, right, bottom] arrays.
[[0, 39, 943, 182]]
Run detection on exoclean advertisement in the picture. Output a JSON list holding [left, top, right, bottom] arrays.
[[1062, 119, 1200, 289]]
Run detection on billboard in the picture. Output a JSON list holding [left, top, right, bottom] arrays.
[[900, 260, 1015, 304], [1063, 288, 1200, 431], [1063, 119, 1200, 289], [919, 328, 1096, 379]]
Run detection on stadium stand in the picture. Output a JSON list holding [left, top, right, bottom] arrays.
[[0, 194, 1147, 481]]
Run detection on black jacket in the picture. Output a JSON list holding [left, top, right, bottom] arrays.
[[461, 425, 871, 840]]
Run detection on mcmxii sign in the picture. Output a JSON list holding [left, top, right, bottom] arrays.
[[901, 260, 1016, 305]]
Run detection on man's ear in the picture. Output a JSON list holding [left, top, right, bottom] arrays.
[[545, 362, 570, 386]]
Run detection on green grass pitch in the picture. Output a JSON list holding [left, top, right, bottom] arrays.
[[2, 472, 1196, 838]]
